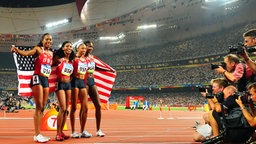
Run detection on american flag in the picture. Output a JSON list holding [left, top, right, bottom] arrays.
[[13, 46, 116, 103], [13, 46, 56, 97], [91, 56, 117, 103]]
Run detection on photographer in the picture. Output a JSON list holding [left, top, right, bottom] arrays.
[[192, 78, 228, 142], [215, 54, 254, 92], [200, 78, 228, 122], [240, 29, 256, 73], [236, 82, 256, 127]]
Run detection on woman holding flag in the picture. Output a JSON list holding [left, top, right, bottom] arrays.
[[84, 40, 111, 137], [52, 41, 75, 141], [11, 33, 53, 143]]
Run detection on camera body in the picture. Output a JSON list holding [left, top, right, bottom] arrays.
[[198, 85, 212, 93], [206, 91, 224, 100], [211, 62, 226, 70], [229, 42, 256, 55], [231, 91, 250, 104], [228, 42, 244, 54]]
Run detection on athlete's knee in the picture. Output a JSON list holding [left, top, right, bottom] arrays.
[[37, 106, 45, 113], [35, 104, 44, 111], [41, 106, 45, 112], [81, 106, 88, 112]]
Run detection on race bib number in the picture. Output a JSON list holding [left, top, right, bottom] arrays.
[[88, 62, 95, 74], [77, 62, 87, 75], [40, 64, 51, 77], [61, 63, 73, 76], [32, 75, 40, 85]]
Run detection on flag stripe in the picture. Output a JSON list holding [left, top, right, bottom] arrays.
[[94, 75, 115, 89], [95, 80, 113, 91], [94, 71, 116, 82], [97, 86, 112, 95], [19, 83, 30, 88], [19, 88, 32, 94], [18, 79, 31, 84], [19, 92, 32, 97], [95, 76, 115, 86]]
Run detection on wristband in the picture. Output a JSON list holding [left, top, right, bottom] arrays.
[[240, 107, 246, 110]]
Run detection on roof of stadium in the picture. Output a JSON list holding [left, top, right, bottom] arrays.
[[0, 0, 156, 34], [0, 0, 255, 41]]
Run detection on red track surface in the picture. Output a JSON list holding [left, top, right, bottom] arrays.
[[0, 109, 203, 144]]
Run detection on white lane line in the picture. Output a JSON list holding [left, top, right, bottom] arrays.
[[0, 117, 95, 120]]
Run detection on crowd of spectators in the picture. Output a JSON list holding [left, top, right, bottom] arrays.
[[100, 22, 254, 66], [0, 73, 17, 89], [114, 65, 218, 88]]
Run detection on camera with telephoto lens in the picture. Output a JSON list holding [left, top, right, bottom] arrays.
[[205, 91, 224, 100], [197, 85, 212, 93], [229, 42, 256, 55], [211, 62, 226, 70]]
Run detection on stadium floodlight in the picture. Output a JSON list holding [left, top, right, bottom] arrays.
[[205, 0, 217, 2], [99, 36, 118, 41], [46, 18, 71, 28], [137, 24, 157, 30], [41, 17, 72, 31], [99, 33, 126, 41], [117, 33, 125, 39], [205, 0, 238, 4]]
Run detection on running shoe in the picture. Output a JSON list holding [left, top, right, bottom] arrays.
[[96, 129, 105, 137], [70, 132, 80, 138], [33, 134, 50, 143], [55, 134, 64, 141], [80, 131, 92, 138], [193, 121, 200, 129], [61, 132, 70, 140]]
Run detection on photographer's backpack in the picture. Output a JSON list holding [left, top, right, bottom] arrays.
[[221, 107, 254, 143]]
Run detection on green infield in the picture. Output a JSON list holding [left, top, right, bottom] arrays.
[[117, 106, 203, 111]]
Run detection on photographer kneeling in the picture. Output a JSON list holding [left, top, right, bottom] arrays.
[[207, 85, 254, 143], [193, 78, 228, 142], [202, 78, 228, 122]]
